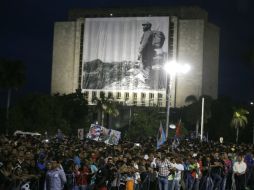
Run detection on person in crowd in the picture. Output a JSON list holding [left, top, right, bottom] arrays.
[[45, 160, 67, 190], [94, 157, 115, 190], [65, 159, 75, 190], [0, 160, 15, 189], [139, 165, 149, 190], [221, 152, 232, 190], [156, 154, 171, 190], [244, 152, 254, 187], [76, 162, 89, 190], [74, 151, 82, 168], [133, 157, 141, 190], [2, 131, 254, 190], [185, 157, 198, 190], [171, 157, 184, 190], [197, 155, 212, 190], [233, 154, 247, 190], [210, 152, 223, 190], [37, 156, 47, 189]]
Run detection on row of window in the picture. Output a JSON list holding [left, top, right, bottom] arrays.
[[84, 91, 165, 106], [85, 91, 164, 100], [168, 21, 174, 58], [84, 91, 166, 106]]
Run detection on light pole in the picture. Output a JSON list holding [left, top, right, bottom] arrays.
[[125, 101, 132, 129], [250, 101, 254, 144], [165, 73, 171, 139], [164, 61, 190, 138]]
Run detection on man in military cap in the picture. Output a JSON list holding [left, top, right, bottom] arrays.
[[138, 21, 155, 72]]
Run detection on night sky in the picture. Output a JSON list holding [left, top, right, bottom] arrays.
[[0, 0, 254, 105]]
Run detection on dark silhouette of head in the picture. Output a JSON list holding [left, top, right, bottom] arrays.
[[142, 22, 152, 31]]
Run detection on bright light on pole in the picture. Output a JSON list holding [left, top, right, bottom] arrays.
[[164, 61, 191, 75], [181, 64, 191, 74], [164, 61, 190, 138]]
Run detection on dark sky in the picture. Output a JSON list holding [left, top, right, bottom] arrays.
[[0, 0, 254, 104]]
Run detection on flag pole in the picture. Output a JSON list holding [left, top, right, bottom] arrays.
[[200, 97, 205, 141]]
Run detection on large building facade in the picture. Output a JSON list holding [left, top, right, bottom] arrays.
[[51, 6, 219, 108]]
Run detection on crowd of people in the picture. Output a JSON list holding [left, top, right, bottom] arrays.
[[0, 132, 254, 190]]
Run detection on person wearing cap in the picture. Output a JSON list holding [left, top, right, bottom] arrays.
[[138, 21, 155, 72]]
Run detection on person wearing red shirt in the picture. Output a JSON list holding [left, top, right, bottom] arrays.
[[75, 163, 89, 190]]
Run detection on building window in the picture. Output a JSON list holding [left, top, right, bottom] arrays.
[[84, 91, 89, 99], [149, 93, 154, 99], [108, 92, 113, 98], [133, 93, 137, 100], [125, 92, 129, 100], [99, 91, 105, 98], [133, 100, 137, 105], [158, 93, 163, 99], [92, 91, 97, 99], [169, 21, 174, 58], [116, 92, 121, 99], [141, 93, 146, 99], [149, 99, 154, 106]]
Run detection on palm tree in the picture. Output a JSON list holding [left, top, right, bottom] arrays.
[[92, 93, 119, 127], [0, 59, 26, 134], [184, 95, 212, 138], [231, 108, 249, 143]]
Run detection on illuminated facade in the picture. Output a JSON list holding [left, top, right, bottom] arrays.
[[51, 6, 219, 107]]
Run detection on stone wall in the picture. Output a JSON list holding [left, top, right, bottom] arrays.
[[202, 23, 219, 99], [51, 22, 77, 94], [175, 19, 205, 106]]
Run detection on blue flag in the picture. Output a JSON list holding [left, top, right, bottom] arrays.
[[157, 122, 166, 149]]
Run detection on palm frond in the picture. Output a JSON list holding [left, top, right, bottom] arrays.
[[231, 108, 249, 129]]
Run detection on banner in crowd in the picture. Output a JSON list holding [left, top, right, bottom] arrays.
[[82, 17, 169, 91], [78, 128, 84, 140], [86, 124, 121, 145]]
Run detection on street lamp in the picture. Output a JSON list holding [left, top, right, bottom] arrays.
[[164, 61, 190, 138], [250, 102, 254, 144]]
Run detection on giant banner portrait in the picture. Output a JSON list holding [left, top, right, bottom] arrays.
[[82, 17, 169, 91], [86, 124, 121, 145]]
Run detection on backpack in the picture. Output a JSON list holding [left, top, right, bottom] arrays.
[[152, 30, 165, 48]]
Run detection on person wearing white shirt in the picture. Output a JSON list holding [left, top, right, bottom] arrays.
[[171, 158, 184, 190], [151, 157, 157, 169], [233, 154, 247, 190], [133, 162, 141, 190]]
